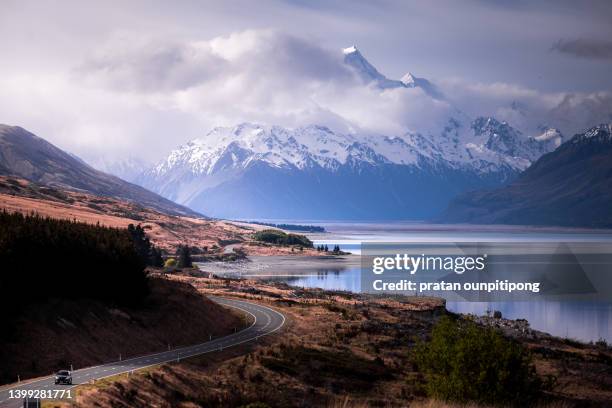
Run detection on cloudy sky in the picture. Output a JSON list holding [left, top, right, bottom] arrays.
[[1, 0, 611, 165]]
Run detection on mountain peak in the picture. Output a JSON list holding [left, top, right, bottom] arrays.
[[342, 46, 405, 90], [575, 123, 612, 143], [340, 47, 444, 99], [403, 72, 445, 99], [342, 45, 358, 55], [233, 122, 264, 135], [471, 116, 502, 133], [534, 127, 563, 148], [400, 72, 415, 86]]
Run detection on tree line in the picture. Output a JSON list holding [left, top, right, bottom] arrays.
[[0, 212, 161, 330], [252, 229, 313, 247], [316, 244, 341, 253], [247, 221, 325, 233]]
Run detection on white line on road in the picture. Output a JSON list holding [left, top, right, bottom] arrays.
[[0, 297, 285, 408]]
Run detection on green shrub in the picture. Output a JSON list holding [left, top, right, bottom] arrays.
[[413, 316, 541, 406], [252, 229, 313, 247], [164, 258, 177, 268]]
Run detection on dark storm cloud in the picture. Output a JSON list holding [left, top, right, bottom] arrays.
[[552, 38, 612, 61]]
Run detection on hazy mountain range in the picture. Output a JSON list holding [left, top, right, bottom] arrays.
[[1, 121, 610, 227]]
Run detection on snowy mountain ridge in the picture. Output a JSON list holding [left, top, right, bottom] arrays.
[[132, 46, 565, 219], [150, 117, 559, 179]]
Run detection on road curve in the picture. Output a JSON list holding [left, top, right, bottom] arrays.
[[0, 296, 285, 407]]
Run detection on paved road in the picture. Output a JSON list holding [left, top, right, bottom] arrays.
[[0, 297, 285, 407]]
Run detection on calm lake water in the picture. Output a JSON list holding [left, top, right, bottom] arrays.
[[217, 221, 612, 343]]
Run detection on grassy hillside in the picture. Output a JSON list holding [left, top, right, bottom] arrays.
[[73, 275, 612, 407], [0, 175, 254, 253]]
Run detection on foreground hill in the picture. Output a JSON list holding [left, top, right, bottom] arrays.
[[0, 124, 200, 217], [0, 276, 242, 385], [440, 124, 612, 228], [0, 213, 243, 385]]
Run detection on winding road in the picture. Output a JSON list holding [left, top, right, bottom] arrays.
[[0, 296, 285, 407]]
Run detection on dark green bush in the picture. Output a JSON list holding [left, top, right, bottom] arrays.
[[252, 229, 313, 247], [128, 223, 163, 267], [413, 316, 541, 406], [176, 244, 193, 268]]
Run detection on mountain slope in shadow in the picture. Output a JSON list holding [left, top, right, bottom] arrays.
[[439, 124, 612, 228]]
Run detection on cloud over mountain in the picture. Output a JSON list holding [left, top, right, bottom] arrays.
[[78, 30, 355, 93], [74, 30, 457, 141], [1, 28, 610, 165]]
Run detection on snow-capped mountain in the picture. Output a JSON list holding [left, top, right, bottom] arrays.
[[133, 46, 564, 220], [137, 117, 559, 219], [343, 45, 405, 90], [153, 119, 555, 177], [343, 45, 443, 98]]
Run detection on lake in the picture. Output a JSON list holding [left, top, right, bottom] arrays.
[[204, 221, 612, 343]]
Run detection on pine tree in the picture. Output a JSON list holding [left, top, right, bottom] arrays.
[[128, 223, 164, 267], [0, 211, 149, 319], [177, 245, 193, 268], [150, 247, 164, 267]]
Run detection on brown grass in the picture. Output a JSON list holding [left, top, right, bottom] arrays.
[[66, 275, 612, 407], [0, 177, 320, 255]]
